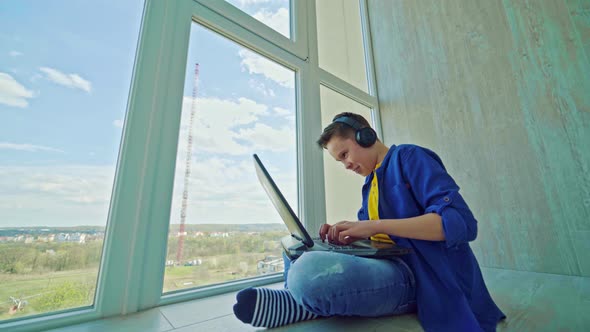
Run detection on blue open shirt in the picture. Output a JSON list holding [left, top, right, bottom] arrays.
[[358, 144, 506, 332]]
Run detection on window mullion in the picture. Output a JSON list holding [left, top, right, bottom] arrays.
[[319, 69, 378, 109], [298, 0, 325, 235], [359, 0, 383, 138], [97, 0, 193, 316]]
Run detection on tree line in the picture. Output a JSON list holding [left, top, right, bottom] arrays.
[[0, 231, 287, 275], [166, 231, 287, 262], [0, 242, 103, 274]]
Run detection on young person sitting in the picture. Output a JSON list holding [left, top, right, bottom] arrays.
[[233, 112, 505, 331]]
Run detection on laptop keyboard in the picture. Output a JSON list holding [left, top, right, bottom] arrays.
[[312, 237, 356, 249]]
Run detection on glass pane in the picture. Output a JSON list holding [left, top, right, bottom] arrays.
[[0, 0, 143, 321], [316, 0, 369, 92], [225, 0, 291, 38], [163, 22, 296, 293], [320, 85, 373, 224]]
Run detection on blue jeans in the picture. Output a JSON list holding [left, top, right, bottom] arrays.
[[282, 251, 417, 317]]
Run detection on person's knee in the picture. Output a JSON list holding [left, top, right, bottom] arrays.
[[287, 252, 347, 307]]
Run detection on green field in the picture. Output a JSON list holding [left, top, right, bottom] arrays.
[[0, 268, 97, 321], [0, 251, 283, 321], [163, 252, 283, 292], [0, 230, 287, 322]]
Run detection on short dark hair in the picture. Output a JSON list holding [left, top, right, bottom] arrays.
[[316, 112, 372, 149]]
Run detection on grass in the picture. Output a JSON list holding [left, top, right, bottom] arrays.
[[162, 251, 284, 292], [0, 229, 289, 322], [0, 250, 285, 321], [0, 268, 98, 321]]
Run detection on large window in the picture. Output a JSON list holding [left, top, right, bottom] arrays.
[[163, 22, 296, 292], [0, 0, 380, 330], [0, 0, 143, 322]]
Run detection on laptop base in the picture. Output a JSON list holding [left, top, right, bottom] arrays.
[[281, 235, 412, 260]]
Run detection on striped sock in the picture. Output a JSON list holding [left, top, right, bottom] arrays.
[[233, 287, 318, 328]]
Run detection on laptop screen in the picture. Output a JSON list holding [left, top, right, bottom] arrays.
[[253, 154, 314, 247]]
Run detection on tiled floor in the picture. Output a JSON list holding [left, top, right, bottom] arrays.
[[46, 267, 590, 331]]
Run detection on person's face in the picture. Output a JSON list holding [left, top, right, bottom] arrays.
[[326, 135, 377, 177]]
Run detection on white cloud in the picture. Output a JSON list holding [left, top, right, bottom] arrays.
[[273, 107, 295, 127], [0, 165, 116, 226], [39, 67, 92, 93], [238, 49, 294, 88], [169, 95, 297, 223], [273, 107, 291, 116], [0, 142, 64, 153], [168, 156, 297, 225], [177, 95, 297, 157], [178, 96, 268, 156], [237, 123, 294, 152], [9, 50, 22, 57], [253, 7, 290, 37], [28, 172, 109, 204], [113, 119, 124, 128], [248, 79, 275, 97], [236, 0, 272, 6], [0, 72, 34, 108], [0, 160, 296, 227], [0, 160, 290, 227]]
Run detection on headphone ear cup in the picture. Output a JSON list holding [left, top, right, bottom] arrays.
[[356, 128, 377, 147]]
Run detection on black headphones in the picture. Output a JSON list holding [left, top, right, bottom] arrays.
[[332, 116, 377, 148]]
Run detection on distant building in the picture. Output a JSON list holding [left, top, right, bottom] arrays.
[[69, 233, 86, 244], [257, 255, 284, 274], [93, 232, 105, 240], [56, 233, 69, 242], [37, 235, 49, 242], [184, 259, 202, 266]]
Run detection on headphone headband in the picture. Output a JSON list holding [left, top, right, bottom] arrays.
[[333, 116, 363, 130]]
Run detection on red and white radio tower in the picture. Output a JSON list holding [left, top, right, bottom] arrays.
[[176, 63, 199, 265]]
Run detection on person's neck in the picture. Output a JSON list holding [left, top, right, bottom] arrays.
[[374, 142, 389, 166]]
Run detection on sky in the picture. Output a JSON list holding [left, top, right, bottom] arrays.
[[0, 0, 297, 228]]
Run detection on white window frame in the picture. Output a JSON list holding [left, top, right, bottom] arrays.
[[196, 0, 308, 60]]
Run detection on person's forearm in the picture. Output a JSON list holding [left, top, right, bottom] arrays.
[[374, 213, 446, 241]]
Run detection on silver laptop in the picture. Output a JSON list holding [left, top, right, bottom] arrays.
[[253, 154, 412, 259]]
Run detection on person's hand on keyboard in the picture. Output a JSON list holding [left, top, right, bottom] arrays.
[[319, 221, 374, 245]]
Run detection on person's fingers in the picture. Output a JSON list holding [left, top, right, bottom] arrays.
[[339, 230, 353, 244], [330, 224, 350, 244], [329, 224, 339, 243], [319, 224, 330, 240], [328, 225, 334, 242]]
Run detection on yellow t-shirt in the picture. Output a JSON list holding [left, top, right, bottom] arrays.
[[368, 163, 395, 244]]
